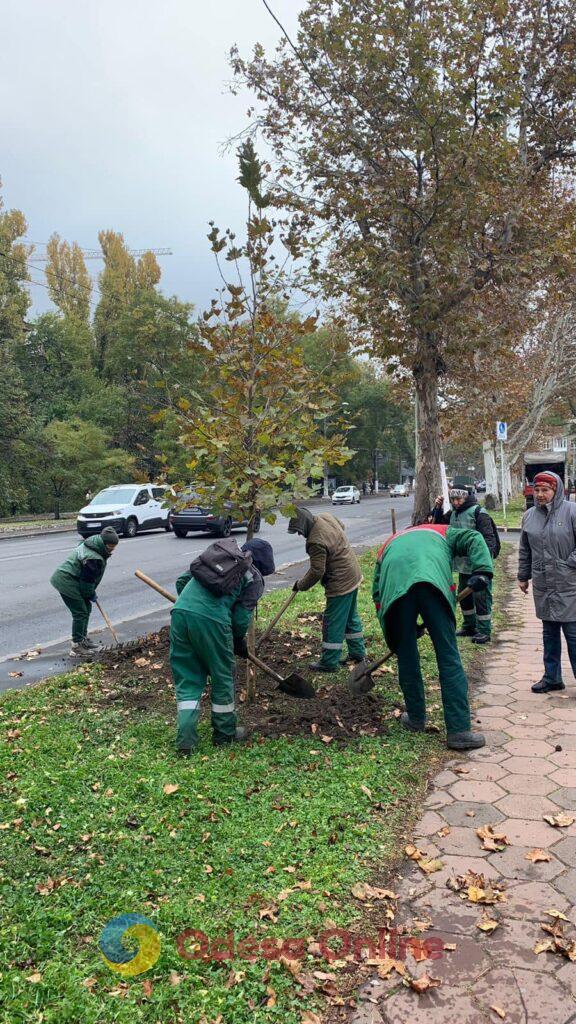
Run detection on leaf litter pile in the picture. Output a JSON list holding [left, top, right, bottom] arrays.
[[97, 625, 396, 742]]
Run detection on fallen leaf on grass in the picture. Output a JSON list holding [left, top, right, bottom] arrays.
[[491, 1006, 506, 1020], [259, 906, 279, 923], [26, 973, 42, 983], [409, 973, 441, 993], [543, 812, 575, 828], [163, 783, 179, 795], [351, 882, 397, 901], [266, 985, 277, 1007], [168, 971, 182, 986], [301, 1013, 322, 1024], [360, 785, 372, 799], [525, 848, 551, 863], [476, 912, 500, 934], [134, 657, 150, 667], [81, 977, 97, 990], [141, 979, 153, 998]]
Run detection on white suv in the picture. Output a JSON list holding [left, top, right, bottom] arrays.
[[77, 484, 173, 539], [332, 485, 361, 505]]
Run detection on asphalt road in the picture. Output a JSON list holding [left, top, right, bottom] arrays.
[[0, 495, 414, 690]]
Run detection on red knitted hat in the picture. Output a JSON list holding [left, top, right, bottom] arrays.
[[533, 472, 558, 489]]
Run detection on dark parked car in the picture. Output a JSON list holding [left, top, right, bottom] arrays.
[[169, 496, 261, 539]]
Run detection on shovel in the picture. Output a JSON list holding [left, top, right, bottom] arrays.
[[348, 586, 474, 696], [134, 570, 315, 700], [255, 589, 298, 652], [95, 599, 120, 647]]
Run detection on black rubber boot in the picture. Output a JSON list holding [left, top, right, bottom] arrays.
[[471, 633, 491, 645], [213, 726, 251, 746], [176, 747, 196, 758], [309, 662, 338, 673], [455, 628, 475, 638], [340, 655, 366, 666], [400, 712, 426, 732], [447, 731, 486, 750], [531, 677, 566, 694]]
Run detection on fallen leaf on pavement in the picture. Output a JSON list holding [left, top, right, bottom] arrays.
[[543, 812, 575, 828], [476, 912, 499, 934], [405, 844, 424, 861], [418, 858, 444, 874], [546, 909, 569, 921], [377, 959, 406, 979], [409, 973, 441, 994], [444, 943, 456, 951], [436, 825, 451, 838], [163, 783, 179, 795], [453, 766, 469, 774], [534, 939, 555, 955], [525, 849, 551, 863], [8, 672, 23, 678], [476, 825, 510, 852], [491, 1006, 506, 1019]]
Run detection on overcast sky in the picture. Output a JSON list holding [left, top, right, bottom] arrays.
[[2, 0, 304, 315]]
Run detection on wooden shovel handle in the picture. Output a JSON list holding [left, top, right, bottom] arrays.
[[246, 651, 284, 685], [135, 570, 176, 604], [95, 600, 120, 644], [256, 590, 297, 651]]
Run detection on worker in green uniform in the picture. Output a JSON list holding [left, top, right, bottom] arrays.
[[431, 489, 500, 643], [50, 527, 119, 656], [288, 507, 366, 672], [372, 523, 493, 750], [169, 538, 275, 755]]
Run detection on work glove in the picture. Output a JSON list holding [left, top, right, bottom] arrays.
[[292, 580, 301, 592], [90, 593, 98, 603], [468, 574, 490, 593], [233, 635, 249, 659]]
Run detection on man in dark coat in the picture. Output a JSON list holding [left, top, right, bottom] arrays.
[[518, 472, 576, 693]]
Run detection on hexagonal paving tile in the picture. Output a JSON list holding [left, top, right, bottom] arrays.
[[504, 739, 556, 757], [512, 968, 576, 1024], [499, 774, 559, 796], [481, 730, 512, 747], [448, 779, 507, 803], [551, 735, 576, 751], [502, 879, 570, 919], [473, 705, 515, 719], [441, 802, 506, 827], [413, 810, 446, 837], [462, 762, 510, 782], [464, 748, 511, 764], [557, 961, 576, 1000], [486, 918, 560, 973], [550, 749, 576, 768], [424, 790, 455, 810], [488, 845, 564, 881], [504, 724, 557, 740], [502, 756, 555, 776], [495, 793, 562, 821], [551, 836, 576, 867], [550, 768, 576, 788], [498, 818, 563, 848], [555, 868, 576, 900], [548, 787, 576, 811], [378, 988, 481, 1024], [471, 968, 526, 1023], [435, 826, 491, 857], [423, 854, 502, 890], [506, 710, 555, 725]]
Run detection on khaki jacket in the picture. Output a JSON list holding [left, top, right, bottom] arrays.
[[298, 513, 362, 597]]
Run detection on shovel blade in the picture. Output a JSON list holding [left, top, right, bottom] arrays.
[[348, 658, 373, 684], [277, 674, 316, 699]]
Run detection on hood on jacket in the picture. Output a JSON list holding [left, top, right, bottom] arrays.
[[535, 472, 565, 512], [83, 535, 109, 559], [242, 538, 275, 577], [287, 507, 316, 538]]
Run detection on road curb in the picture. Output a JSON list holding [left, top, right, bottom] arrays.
[[0, 525, 77, 541]]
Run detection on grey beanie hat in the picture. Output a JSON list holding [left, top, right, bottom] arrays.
[[449, 488, 469, 500], [100, 526, 120, 546]]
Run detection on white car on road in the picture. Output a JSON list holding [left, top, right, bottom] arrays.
[[332, 485, 361, 505], [77, 484, 173, 539], [389, 483, 410, 497]]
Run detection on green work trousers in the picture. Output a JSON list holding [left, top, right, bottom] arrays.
[[320, 589, 366, 669], [53, 583, 92, 642], [386, 583, 471, 734], [458, 573, 493, 637], [169, 609, 237, 752]]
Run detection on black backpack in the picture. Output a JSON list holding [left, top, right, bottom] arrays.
[[474, 506, 501, 560], [189, 538, 252, 596]]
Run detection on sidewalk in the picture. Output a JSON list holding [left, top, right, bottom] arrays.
[[350, 583, 576, 1023]]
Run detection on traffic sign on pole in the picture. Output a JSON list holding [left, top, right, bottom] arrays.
[[496, 421, 508, 442]]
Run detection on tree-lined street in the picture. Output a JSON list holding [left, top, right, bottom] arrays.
[[0, 495, 412, 688]]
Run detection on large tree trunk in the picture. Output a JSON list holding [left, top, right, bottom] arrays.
[[413, 344, 443, 524], [483, 440, 500, 509]]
